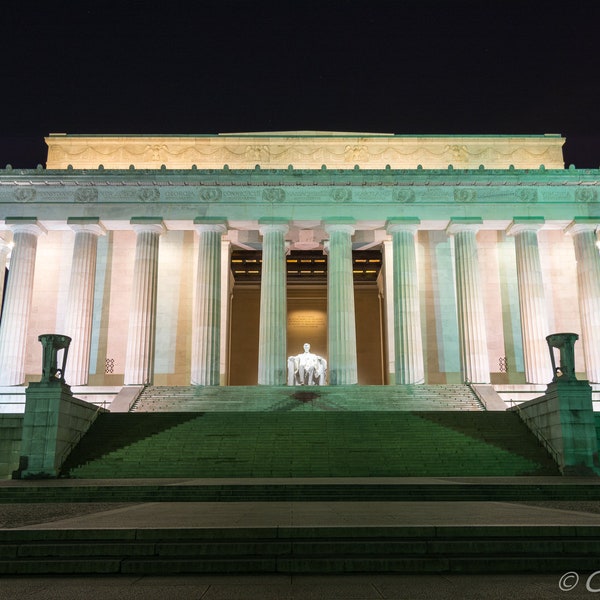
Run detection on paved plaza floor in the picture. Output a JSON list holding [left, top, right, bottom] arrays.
[[0, 572, 590, 600]]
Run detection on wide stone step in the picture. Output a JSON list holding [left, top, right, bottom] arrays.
[[131, 384, 485, 412], [60, 411, 558, 478], [1, 526, 599, 574], [0, 482, 598, 504]]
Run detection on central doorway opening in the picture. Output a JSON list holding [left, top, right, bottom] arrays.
[[228, 250, 384, 385]]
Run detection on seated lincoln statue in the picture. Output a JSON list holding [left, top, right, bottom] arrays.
[[287, 343, 327, 386]]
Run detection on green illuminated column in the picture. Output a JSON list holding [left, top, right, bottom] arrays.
[[64, 218, 105, 386], [567, 218, 600, 383], [258, 220, 288, 385], [0, 238, 10, 310], [446, 219, 490, 384], [325, 221, 358, 385], [507, 218, 552, 384], [124, 219, 164, 385], [386, 218, 424, 384], [0, 219, 45, 386], [191, 220, 227, 385]]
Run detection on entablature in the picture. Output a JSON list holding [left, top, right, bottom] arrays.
[[1, 167, 599, 231]]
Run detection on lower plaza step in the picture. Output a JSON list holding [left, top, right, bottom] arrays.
[[2, 525, 600, 575]]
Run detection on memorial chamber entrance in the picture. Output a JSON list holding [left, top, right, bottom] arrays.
[[228, 250, 384, 385]]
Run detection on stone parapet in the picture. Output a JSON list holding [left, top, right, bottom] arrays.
[[509, 381, 598, 475], [44, 133, 566, 170]]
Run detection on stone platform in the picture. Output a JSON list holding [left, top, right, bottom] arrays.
[[2, 477, 600, 580]]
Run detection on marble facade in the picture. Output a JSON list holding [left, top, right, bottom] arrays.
[[0, 132, 599, 409]]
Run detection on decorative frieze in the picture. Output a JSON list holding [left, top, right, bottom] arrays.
[[199, 188, 222, 202], [262, 188, 285, 203], [137, 188, 160, 202], [330, 189, 352, 203], [45, 134, 566, 170], [392, 189, 415, 203], [454, 188, 477, 203], [13, 188, 36, 203], [575, 188, 598, 203]]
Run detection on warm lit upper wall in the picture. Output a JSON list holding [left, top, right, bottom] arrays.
[[44, 132, 565, 170]]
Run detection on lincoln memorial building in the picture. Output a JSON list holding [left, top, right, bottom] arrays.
[[1, 132, 599, 410]]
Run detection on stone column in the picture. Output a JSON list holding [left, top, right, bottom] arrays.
[[0, 238, 10, 310], [567, 218, 600, 383], [64, 218, 105, 386], [325, 221, 358, 385], [257, 220, 288, 385], [220, 238, 232, 385], [191, 219, 227, 386], [380, 239, 395, 382], [446, 219, 490, 384], [507, 218, 552, 384], [386, 218, 424, 384], [124, 219, 164, 385], [0, 219, 46, 386]]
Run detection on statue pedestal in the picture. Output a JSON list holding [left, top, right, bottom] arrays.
[[16, 381, 105, 479], [510, 380, 598, 475]]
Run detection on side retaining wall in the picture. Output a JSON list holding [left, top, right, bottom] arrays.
[[510, 381, 598, 475], [18, 382, 106, 478], [0, 415, 23, 479]]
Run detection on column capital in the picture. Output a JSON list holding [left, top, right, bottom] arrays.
[[566, 217, 600, 236], [194, 217, 228, 234], [324, 218, 355, 236], [386, 217, 420, 235], [258, 218, 288, 236], [5, 217, 46, 237], [194, 217, 227, 234], [67, 217, 105, 236], [506, 217, 545, 236], [446, 217, 483, 236], [130, 217, 165, 235]]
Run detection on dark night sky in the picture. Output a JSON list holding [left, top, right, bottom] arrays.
[[1, 0, 599, 168]]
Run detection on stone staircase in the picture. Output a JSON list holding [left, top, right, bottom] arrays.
[[2, 525, 600, 575], [131, 384, 486, 412], [61, 411, 558, 478]]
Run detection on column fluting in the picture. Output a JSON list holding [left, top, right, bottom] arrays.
[[325, 222, 358, 385], [567, 220, 600, 382], [0, 221, 45, 386], [257, 222, 288, 385], [191, 221, 226, 385], [386, 219, 424, 384], [124, 221, 164, 385], [0, 238, 10, 312], [64, 220, 105, 386], [446, 220, 490, 384], [507, 219, 552, 383]]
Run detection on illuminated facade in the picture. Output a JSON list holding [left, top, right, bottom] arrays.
[[0, 132, 599, 410]]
